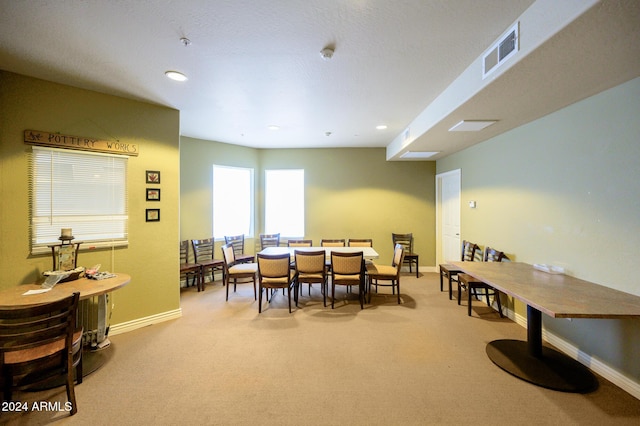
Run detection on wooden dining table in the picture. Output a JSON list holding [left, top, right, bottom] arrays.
[[258, 246, 379, 260], [451, 261, 640, 392]]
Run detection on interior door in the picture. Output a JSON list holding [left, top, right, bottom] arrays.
[[437, 170, 461, 265]]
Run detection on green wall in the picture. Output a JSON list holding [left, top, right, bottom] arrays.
[[180, 138, 436, 264], [437, 77, 640, 380], [0, 71, 181, 324]]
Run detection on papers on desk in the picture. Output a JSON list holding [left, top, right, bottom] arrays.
[[24, 288, 52, 295], [533, 264, 565, 274]]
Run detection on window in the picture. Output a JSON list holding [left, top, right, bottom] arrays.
[[30, 147, 128, 253], [265, 169, 304, 237], [212, 165, 254, 239]]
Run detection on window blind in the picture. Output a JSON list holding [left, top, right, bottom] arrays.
[[30, 146, 128, 253]]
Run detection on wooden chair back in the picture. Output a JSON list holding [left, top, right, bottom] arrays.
[[321, 239, 346, 247], [192, 238, 215, 262], [484, 247, 507, 262], [287, 239, 313, 247], [348, 238, 373, 247], [260, 233, 280, 249], [461, 240, 481, 262], [224, 234, 246, 257]]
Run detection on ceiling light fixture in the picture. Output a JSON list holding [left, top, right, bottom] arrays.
[[400, 151, 439, 159], [165, 71, 188, 82], [320, 47, 334, 60], [448, 120, 497, 132], [376, 125, 388, 130], [267, 125, 280, 131]]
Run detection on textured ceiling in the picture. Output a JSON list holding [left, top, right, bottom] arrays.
[[1, 0, 638, 160]]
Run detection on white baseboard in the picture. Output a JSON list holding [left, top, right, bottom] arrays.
[[509, 309, 640, 400], [109, 308, 182, 336]]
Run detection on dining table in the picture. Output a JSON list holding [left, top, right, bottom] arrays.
[[258, 246, 379, 260], [451, 261, 640, 392]]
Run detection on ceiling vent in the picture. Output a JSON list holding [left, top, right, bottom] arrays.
[[483, 22, 519, 79]]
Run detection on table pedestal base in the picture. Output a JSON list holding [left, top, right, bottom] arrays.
[[486, 339, 598, 392]]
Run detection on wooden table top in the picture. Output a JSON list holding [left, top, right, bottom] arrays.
[[451, 262, 640, 319], [0, 273, 131, 308]]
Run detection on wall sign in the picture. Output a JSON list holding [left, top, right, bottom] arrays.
[[24, 130, 139, 156]]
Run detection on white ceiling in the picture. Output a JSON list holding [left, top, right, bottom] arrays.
[[1, 0, 638, 160]]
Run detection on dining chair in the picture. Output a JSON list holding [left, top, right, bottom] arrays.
[[439, 240, 481, 300], [180, 240, 202, 290], [257, 252, 296, 313], [287, 239, 313, 247], [392, 233, 419, 278], [0, 292, 83, 416], [260, 233, 280, 249], [294, 249, 328, 305], [458, 247, 508, 317], [330, 251, 365, 309], [366, 244, 404, 304], [224, 234, 255, 263], [321, 239, 346, 247], [191, 238, 224, 288], [347, 238, 372, 247], [221, 243, 258, 301]]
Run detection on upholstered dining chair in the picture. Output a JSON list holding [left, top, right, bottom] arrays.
[[287, 239, 313, 247], [392, 233, 419, 278], [330, 251, 365, 309], [439, 240, 481, 300], [257, 252, 296, 313], [294, 249, 328, 305], [366, 244, 405, 304], [180, 240, 202, 290], [348, 238, 373, 247], [221, 243, 258, 301], [260, 233, 280, 249], [0, 292, 83, 416], [458, 247, 508, 317], [191, 238, 224, 288], [321, 239, 346, 247], [224, 234, 255, 263]]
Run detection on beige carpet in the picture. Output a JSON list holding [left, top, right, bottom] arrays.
[[3, 272, 640, 425]]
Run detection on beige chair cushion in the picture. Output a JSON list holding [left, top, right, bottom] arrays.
[[367, 264, 397, 277], [229, 263, 257, 274]]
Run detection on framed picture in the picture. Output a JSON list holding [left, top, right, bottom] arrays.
[[146, 188, 161, 201], [146, 208, 160, 222], [146, 170, 160, 184]]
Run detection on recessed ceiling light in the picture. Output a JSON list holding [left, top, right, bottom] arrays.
[[376, 125, 388, 130], [267, 125, 280, 131], [448, 120, 496, 132], [400, 151, 439, 159], [165, 71, 188, 82]]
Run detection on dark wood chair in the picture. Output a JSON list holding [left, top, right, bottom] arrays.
[[257, 252, 296, 313], [439, 240, 481, 300], [392, 233, 419, 278], [347, 238, 372, 247], [458, 247, 508, 317], [180, 240, 202, 291], [224, 234, 255, 263], [221, 243, 258, 301], [294, 249, 327, 304], [287, 239, 313, 247], [366, 244, 404, 304], [0, 292, 83, 416], [191, 238, 224, 288], [260, 233, 280, 249], [330, 251, 365, 309]]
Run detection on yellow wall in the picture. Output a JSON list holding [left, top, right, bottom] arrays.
[[0, 71, 181, 324], [180, 138, 436, 264], [436, 77, 640, 381]]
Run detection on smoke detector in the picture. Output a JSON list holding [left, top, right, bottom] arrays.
[[320, 47, 334, 60]]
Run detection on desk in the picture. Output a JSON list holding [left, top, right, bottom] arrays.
[[451, 261, 640, 392], [0, 274, 131, 379], [258, 246, 379, 260]]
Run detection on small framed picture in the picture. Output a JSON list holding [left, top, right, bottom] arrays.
[[146, 208, 160, 222], [146, 188, 161, 201], [146, 170, 161, 184]]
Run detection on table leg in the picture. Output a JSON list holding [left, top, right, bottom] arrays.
[[485, 305, 598, 392]]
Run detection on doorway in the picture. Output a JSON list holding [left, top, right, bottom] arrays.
[[436, 169, 461, 266]]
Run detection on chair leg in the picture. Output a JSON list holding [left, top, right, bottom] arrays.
[[253, 277, 257, 300], [495, 289, 504, 318], [468, 285, 473, 316], [287, 286, 292, 313], [396, 279, 401, 304], [258, 284, 263, 313]]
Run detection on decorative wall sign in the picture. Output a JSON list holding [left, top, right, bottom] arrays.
[[146, 170, 161, 184], [146, 208, 160, 222], [146, 188, 161, 201], [24, 130, 139, 156]]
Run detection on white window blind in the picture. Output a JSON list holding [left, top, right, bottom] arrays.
[[265, 169, 304, 238], [212, 165, 254, 239], [30, 146, 128, 253]]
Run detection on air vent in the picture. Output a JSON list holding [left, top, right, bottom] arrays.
[[483, 22, 519, 79]]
